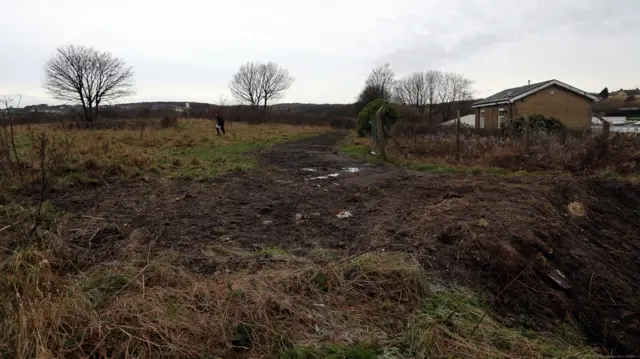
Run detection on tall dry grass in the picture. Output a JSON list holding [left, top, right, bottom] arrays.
[[0, 119, 327, 193], [0, 241, 601, 359], [386, 129, 640, 174]]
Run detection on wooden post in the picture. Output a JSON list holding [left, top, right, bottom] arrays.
[[602, 121, 610, 139], [375, 106, 386, 161], [455, 110, 461, 162]]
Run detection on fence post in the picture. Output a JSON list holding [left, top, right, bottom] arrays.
[[455, 110, 461, 162], [375, 106, 387, 161], [602, 121, 610, 139]]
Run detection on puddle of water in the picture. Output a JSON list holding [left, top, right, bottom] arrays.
[[310, 173, 340, 180], [343, 167, 360, 173]]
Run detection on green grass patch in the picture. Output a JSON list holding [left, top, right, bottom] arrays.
[[407, 287, 600, 358], [258, 245, 288, 256], [154, 132, 323, 180]]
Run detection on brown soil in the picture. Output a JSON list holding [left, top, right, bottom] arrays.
[[45, 131, 640, 355]]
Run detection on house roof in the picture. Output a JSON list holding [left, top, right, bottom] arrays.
[[472, 79, 598, 108]]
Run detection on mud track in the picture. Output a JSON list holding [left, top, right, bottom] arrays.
[[52, 131, 640, 354]]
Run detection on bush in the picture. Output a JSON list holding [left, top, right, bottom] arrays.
[[356, 100, 399, 137], [501, 115, 566, 134]]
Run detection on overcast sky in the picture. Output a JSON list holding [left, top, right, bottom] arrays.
[[1, 0, 638, 106]]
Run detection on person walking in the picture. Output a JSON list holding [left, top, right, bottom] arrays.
[[214, 112, 225, 135]]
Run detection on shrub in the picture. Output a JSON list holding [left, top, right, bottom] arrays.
[[356, 100, 399, 137], [501, 115, 566, 134]]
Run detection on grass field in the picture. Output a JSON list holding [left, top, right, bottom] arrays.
[[0, 122, 618, 358], [0, 120, 326, 192]]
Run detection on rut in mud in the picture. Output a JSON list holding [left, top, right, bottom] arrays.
[[50, 131, 640, 354]]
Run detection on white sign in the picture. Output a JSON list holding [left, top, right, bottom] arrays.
[[185, 102, 190, 109]]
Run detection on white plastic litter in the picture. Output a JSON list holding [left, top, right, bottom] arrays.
[[337, 210, 352, 219], [310, 173, 340, 180]]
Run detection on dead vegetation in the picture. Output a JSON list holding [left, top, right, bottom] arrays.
[[0, 235, 599, 358], [1, 128, 635, 358], [0, 119, 326, 194], [354, 125, 640, 175]]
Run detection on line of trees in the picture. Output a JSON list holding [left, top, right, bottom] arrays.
[[228, 61, 294, 113], [39, 44, 468, 124], [39, 44, 298, 122], [357, 63, 474, 124]]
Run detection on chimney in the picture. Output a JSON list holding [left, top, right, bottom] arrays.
[[528, 80, 531, 85]]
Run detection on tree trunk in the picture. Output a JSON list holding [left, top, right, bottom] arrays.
[[94, 100, 101, 122], [81, 105, 90, 123]]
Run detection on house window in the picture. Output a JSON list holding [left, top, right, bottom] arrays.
[[498, 108, 507, 124], [480, 110, 485, 128]]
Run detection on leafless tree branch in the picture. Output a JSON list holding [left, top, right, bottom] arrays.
[[43, 45, 135, 122], [258, 62, 294, 113], [229, 62, 263, 109], [229, 61, 294, 112], [362, 63, 395, 104]]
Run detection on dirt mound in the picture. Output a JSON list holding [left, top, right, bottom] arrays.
[[402, 177, 640, 354], [41, 132, 640, 355]]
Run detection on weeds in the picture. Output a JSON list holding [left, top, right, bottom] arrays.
[[407, 288, 601, 358], [0, 245, 600, 358], [343, 129, 640, 176], [0, 120, 326, 192]]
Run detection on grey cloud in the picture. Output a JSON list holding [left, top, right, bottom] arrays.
[[379, 0, 640, 75]]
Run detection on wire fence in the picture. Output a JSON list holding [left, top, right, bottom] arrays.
[[371, 110, 640, 174]]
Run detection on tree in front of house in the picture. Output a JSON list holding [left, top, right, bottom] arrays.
[[43, 45, 135, 123]]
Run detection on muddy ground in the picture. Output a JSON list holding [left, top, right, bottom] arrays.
[[40, 131, 640, 354]]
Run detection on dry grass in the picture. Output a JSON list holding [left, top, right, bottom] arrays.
[[343, 130, 640, 176], [0, 119, 327, 191], [0, 238, 601, 359], [407, 288, 601, 359], [0, 245, 426, 358]]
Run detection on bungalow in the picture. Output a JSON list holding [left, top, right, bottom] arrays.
[[472, 79, 598, 130]]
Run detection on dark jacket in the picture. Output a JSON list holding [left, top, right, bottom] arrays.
[[215, 114, 225, 126]]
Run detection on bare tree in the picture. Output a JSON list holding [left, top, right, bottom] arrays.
[[425, 70, 444, 124], [438, 72, 473, 122], [258, 62, 294, 113], [43, 45, 135, 123], [367, 63, 395, 100], [394, 72, 428, 115], [229, 62, 262, 109]]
